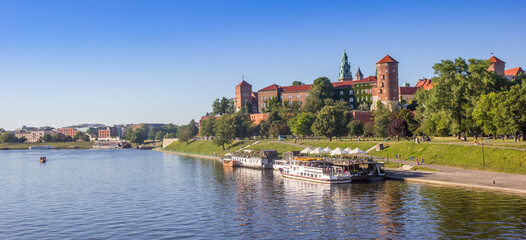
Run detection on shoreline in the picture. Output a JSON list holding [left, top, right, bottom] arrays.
[[156, 147, 526, 197]]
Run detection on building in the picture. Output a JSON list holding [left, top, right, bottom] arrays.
[[15, 130, 56, 143], [371, 55, 400, 109], [415, 78, 434, 90], [235, 80, 258, 113], [98, 126, 118, 139], [505, 67, 524, 80], [58, 128, 79, 137], [488, 56, 506, 76], [398, 86, 419, 103]]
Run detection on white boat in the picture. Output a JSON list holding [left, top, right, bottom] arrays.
[[279, 157, 352, 184], [225, 150, 278, 170], [273, 159, 287, 171]]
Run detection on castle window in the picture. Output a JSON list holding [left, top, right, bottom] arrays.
[[382, 75, 385, 80], [288, 95, 292, 99], [306, 93, 309, 97], [340, 91, 343, 95], [350, 90, 353, 94], [297, 94, 300, 98], [381, 82, 385, 87], [380, 89, 383, 94]]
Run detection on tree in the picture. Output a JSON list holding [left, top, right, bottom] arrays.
[[436, 127, 450, 140], [64, 135, 73, 142], [52, 133, 65, 142], [82, 134, 91, 142], [258, 121, 270, 139], [292, 81, 304, 86], [311, 106, 347, 141], [18, 136, 27, 143], [494, 80, 526, 141], [130, 127, 147, 144], [213, 114, 236, 150], [212, 97, 235, 115], [0, 132, 15, 143], [178, 129, 193, 144], [303, 77, 334, 113], [373, 103, 391, 138], [288, 112, 316, 137], [348, 120, 364, 139], [262, 97, 281, 113], [41, 134, 52, 143], [358, 102, 370, 111], [473, 92, 500, 137], [386, 119, 410, 141], [187, 119, 199, 136], [165, 133, 175, 138], [199, 117, 216, 137], [154, 131, 165, 140], [269, 121, 289, 138], [396, 108, 418, 135], [125, 127, 133, 140], [364, 122, 375, 138]]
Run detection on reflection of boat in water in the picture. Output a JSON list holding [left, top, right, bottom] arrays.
[[40, 157, 46, 163], [222, 150, 279, 169], [280, 157, 352, 184]]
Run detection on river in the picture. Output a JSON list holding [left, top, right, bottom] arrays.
[[0, 149, 524, 239]]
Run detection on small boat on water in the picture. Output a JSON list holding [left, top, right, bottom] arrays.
[[280, 157, 352, 184], [40, 157, 46, 163], [222, 159, 240, 167]]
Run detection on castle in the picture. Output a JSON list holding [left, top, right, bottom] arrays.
[[235, 51, 398, 113]]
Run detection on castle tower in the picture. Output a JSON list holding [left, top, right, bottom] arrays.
[[235, 80, 253, 112], [371, 55, 399, 109], [355, 67, 364, 81], [488, 56, 505, 76], [338, 50, 353, 82]]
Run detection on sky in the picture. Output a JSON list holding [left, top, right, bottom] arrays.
[[1, 0, 525, 130]]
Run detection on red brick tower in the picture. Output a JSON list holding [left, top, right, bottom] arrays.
[[488, 56, 505, 76], [371, 55, 399, 110], [235, 80, 254, 112]]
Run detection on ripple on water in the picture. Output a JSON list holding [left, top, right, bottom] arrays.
[[0, 150, 525, 239]]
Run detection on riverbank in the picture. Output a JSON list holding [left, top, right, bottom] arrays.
[[153, 148, 220, 160], [161, 139, 526, 196], [0, 142, 94, 150]]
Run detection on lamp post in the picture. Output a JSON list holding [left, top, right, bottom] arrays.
[[482, 136, 485, 167]]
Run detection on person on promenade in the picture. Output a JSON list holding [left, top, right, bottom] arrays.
[[421, 158, 424, 164], [415, 158, 419, 165]]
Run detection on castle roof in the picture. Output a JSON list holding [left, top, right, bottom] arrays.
[[282, 84, 311, 93], [236, 80, 251, 87], [399, 86, 419, 95], [355, 68, 364, 78], [415, 78, 434, 90], [352, 76, 377, 83], [505, 67, 524, 77], [489, 56, 505, 63], [377, 55, 399, 64], [258, 84, 281, 92]]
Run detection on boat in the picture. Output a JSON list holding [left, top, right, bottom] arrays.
[[223, 150, 278, 170], [333, 160, 386, 181], [279, 157, 352, 184], [29, 145, 53, 150], [222, 159, 240, 168], [40, 157, 46, 163]]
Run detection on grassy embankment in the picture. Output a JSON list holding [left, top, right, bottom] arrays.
[[369, 142, 526, 174], [163, 140, 255, 156], [0, 142, 94, 150]]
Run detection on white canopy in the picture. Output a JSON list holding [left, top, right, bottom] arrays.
[[323, 147, 332, 152], [349, 148, 367, 154], [224, 153, 233, 156], [310, 147, 327, 154], [330, 148, 348, 155], [300, 147, 314, 154], [344, 147, 353, 152]]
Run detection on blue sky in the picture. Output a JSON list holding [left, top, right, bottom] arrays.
[[1, 0, 525, 130]]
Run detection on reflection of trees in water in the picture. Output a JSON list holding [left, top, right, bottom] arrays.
[[371, 181, 406, 239], [418, 185, 526, 239]]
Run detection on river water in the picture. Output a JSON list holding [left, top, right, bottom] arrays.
[[0, 149, 525, 239]]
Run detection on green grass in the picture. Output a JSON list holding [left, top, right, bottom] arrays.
[[295, 139, 379, 151], [0, 142, 94, 149], [244, 141, 304, 157], [163, 140, 254, 156], [369, 142, 526, 174]]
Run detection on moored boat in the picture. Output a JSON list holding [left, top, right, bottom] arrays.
[[223, 150, 279, 170], [279, 157, 352, 184]]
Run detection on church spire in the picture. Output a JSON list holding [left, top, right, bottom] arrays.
[[338, 50, 353, 82], [355, 67, 364, 81]]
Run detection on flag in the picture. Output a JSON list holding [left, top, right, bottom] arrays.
[[490, 52, 494, 55]]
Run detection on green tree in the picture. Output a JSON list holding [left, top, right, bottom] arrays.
[[348, 120, 364, 139], [358, 102, 370, 111], [262, 97, 281, 113], [52, 133, 65, 142], [292, 81, 304, 86], [373, 103, 391, 138], [178, 129, 193, 144], [130, 127, 147, 144], [435, 127, 450, 140], [18, 136, 27, 143], [41, 134, 52, 143], [311, 106, 347, 141], [269, 120, 289, 138], [258, 121, 270, 139], [213, 114, 236, 150], [199, 117, 216, 137], [303, 77, 333, 113], [288, 112, 315, 137], [165, 133, 175, 138], [364, 122, 375, 138], [187, 119, 199, 136], [212, 97, 235, 115], [473, 92, 500, 137], [396, 108, 418, 135], [0, 132, 15, 143], [494, 80, 526, 141], [154, 131, 165, 140]]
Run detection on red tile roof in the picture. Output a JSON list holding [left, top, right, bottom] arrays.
[[505, 67, 524, 77], [399, 86, 419, 95], [488, 56, 505, 63], [258, 84, 281, 92], [282, 84, 311, 92], [415, 78, 434, 90], [377, 55, 399, 64], [352, 76, 377, 83], [236, 80, 251, 87]]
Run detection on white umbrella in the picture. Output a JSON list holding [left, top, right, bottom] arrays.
[[330, 148, 348, 155], [309, 147, 327, 154], [323, 147, 332, 152], [344, 147, 353, 152], [349, 148, 366, 155], [300, 147, 313, 154]]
